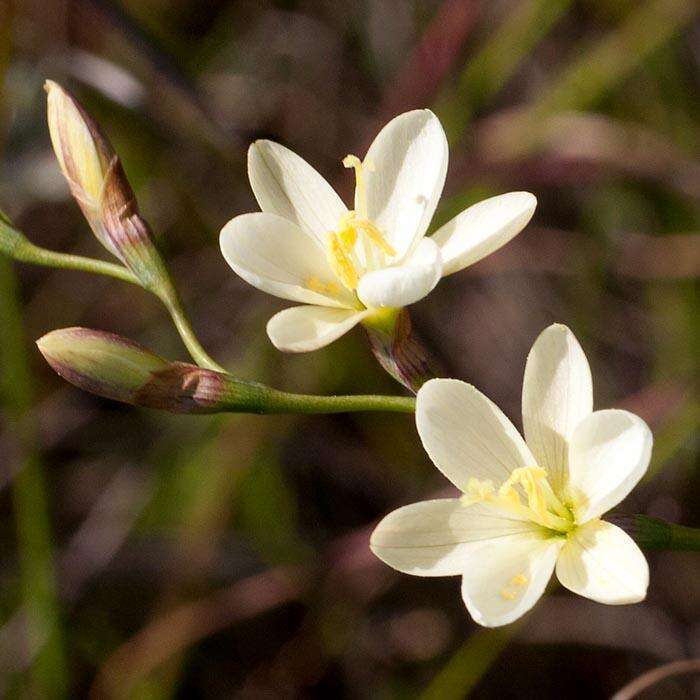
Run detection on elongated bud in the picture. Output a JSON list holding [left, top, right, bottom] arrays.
[[363, 308, 441, 393], [38, 328, 170, 405], [45, 81, 172, 293], [37, 327, 263, 414]]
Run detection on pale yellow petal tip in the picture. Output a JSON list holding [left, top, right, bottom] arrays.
[[546, 322, 573, 334], [35, 332, 51, 354], [533, 323, 576, 347], [249, 139, 277, 154], [44, 80, 72, 108]]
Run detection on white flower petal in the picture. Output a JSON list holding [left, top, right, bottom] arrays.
[[416, 378, 536, 491], [431, 192, 537, 276], [220, 212, 355, 308], [357, 237, 442, 309], [566, 410, 652, 522], [522, 324, 593, 495], [370, 499, 541, 577], [461, 533, 563, 628], [266, 305, 369, 352], [556, 520, 648, 604], [363, 110, 448, 259], [248, 140, 347, 245]]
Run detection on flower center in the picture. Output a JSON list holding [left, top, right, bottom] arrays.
[[325, 155, 396, 292], [462, 466, 574, 533]]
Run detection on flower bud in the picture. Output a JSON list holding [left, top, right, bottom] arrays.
[[37, 328, 170, 405], [37, 327, 255, 413], [45, 81, 172, 293]]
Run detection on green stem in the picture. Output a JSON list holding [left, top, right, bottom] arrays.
[[0, 218, 139, 285], [19, 245, 139, 284], [221, 383, 416, 414], [610, 513, 700, 551], [160, 292, 227, 373], [0, 258, 67, 696], [1, 216, 226, 371]]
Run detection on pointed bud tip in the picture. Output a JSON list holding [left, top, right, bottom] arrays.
[[44, 79, 60, 95]]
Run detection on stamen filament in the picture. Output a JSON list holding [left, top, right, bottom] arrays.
[[355, 219, 396, 256]]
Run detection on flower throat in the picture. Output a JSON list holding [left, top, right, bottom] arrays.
[[462, 466, 575, 534]]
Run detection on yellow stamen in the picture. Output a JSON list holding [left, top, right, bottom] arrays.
[[336, 217, 358, 251], [461, 467, 574, 533], [462, 478, 495, 505], [306, 277, 341, 296], [328, 233, 358, 290], [325, 156, 396, 292], [500, 588, 517, 601], [354, 219, 396, 256]]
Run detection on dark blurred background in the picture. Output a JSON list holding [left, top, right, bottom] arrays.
[[0, 0, 698, 697]]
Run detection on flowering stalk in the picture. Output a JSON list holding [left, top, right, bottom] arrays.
[[608, 513, 700, 551], [37, 328, 416, 415]]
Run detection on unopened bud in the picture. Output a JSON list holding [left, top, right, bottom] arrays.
[[37, 328, 170, 404], [37, 327, 258, 413], [45, 81, 171, 293]]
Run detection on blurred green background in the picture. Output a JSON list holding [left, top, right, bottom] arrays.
[[0, 0, 698, 697]]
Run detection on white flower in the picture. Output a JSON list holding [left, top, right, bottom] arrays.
[[370, 324, 652, 628], [220, 110, 536, 352]]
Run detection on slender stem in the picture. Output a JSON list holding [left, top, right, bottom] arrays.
[[1, 216, 227, 371], [160, 292, 227, 373], [8, 239, 140, 285], [0, 258, 67, 696], [223, 384, 417, 414], [608, 513, 700, 551]]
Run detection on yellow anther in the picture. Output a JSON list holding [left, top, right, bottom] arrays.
[[306, 277, 341, 296], [511, 573, 528, 587], [328, 233, 359, 290], [336, 220, 358, 251], [465, 478, 495, 501], [500, 467, 550, 521], [460, 466, 574, 534], [500, 588, 517, 601], [355, 219, 396, 257]]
